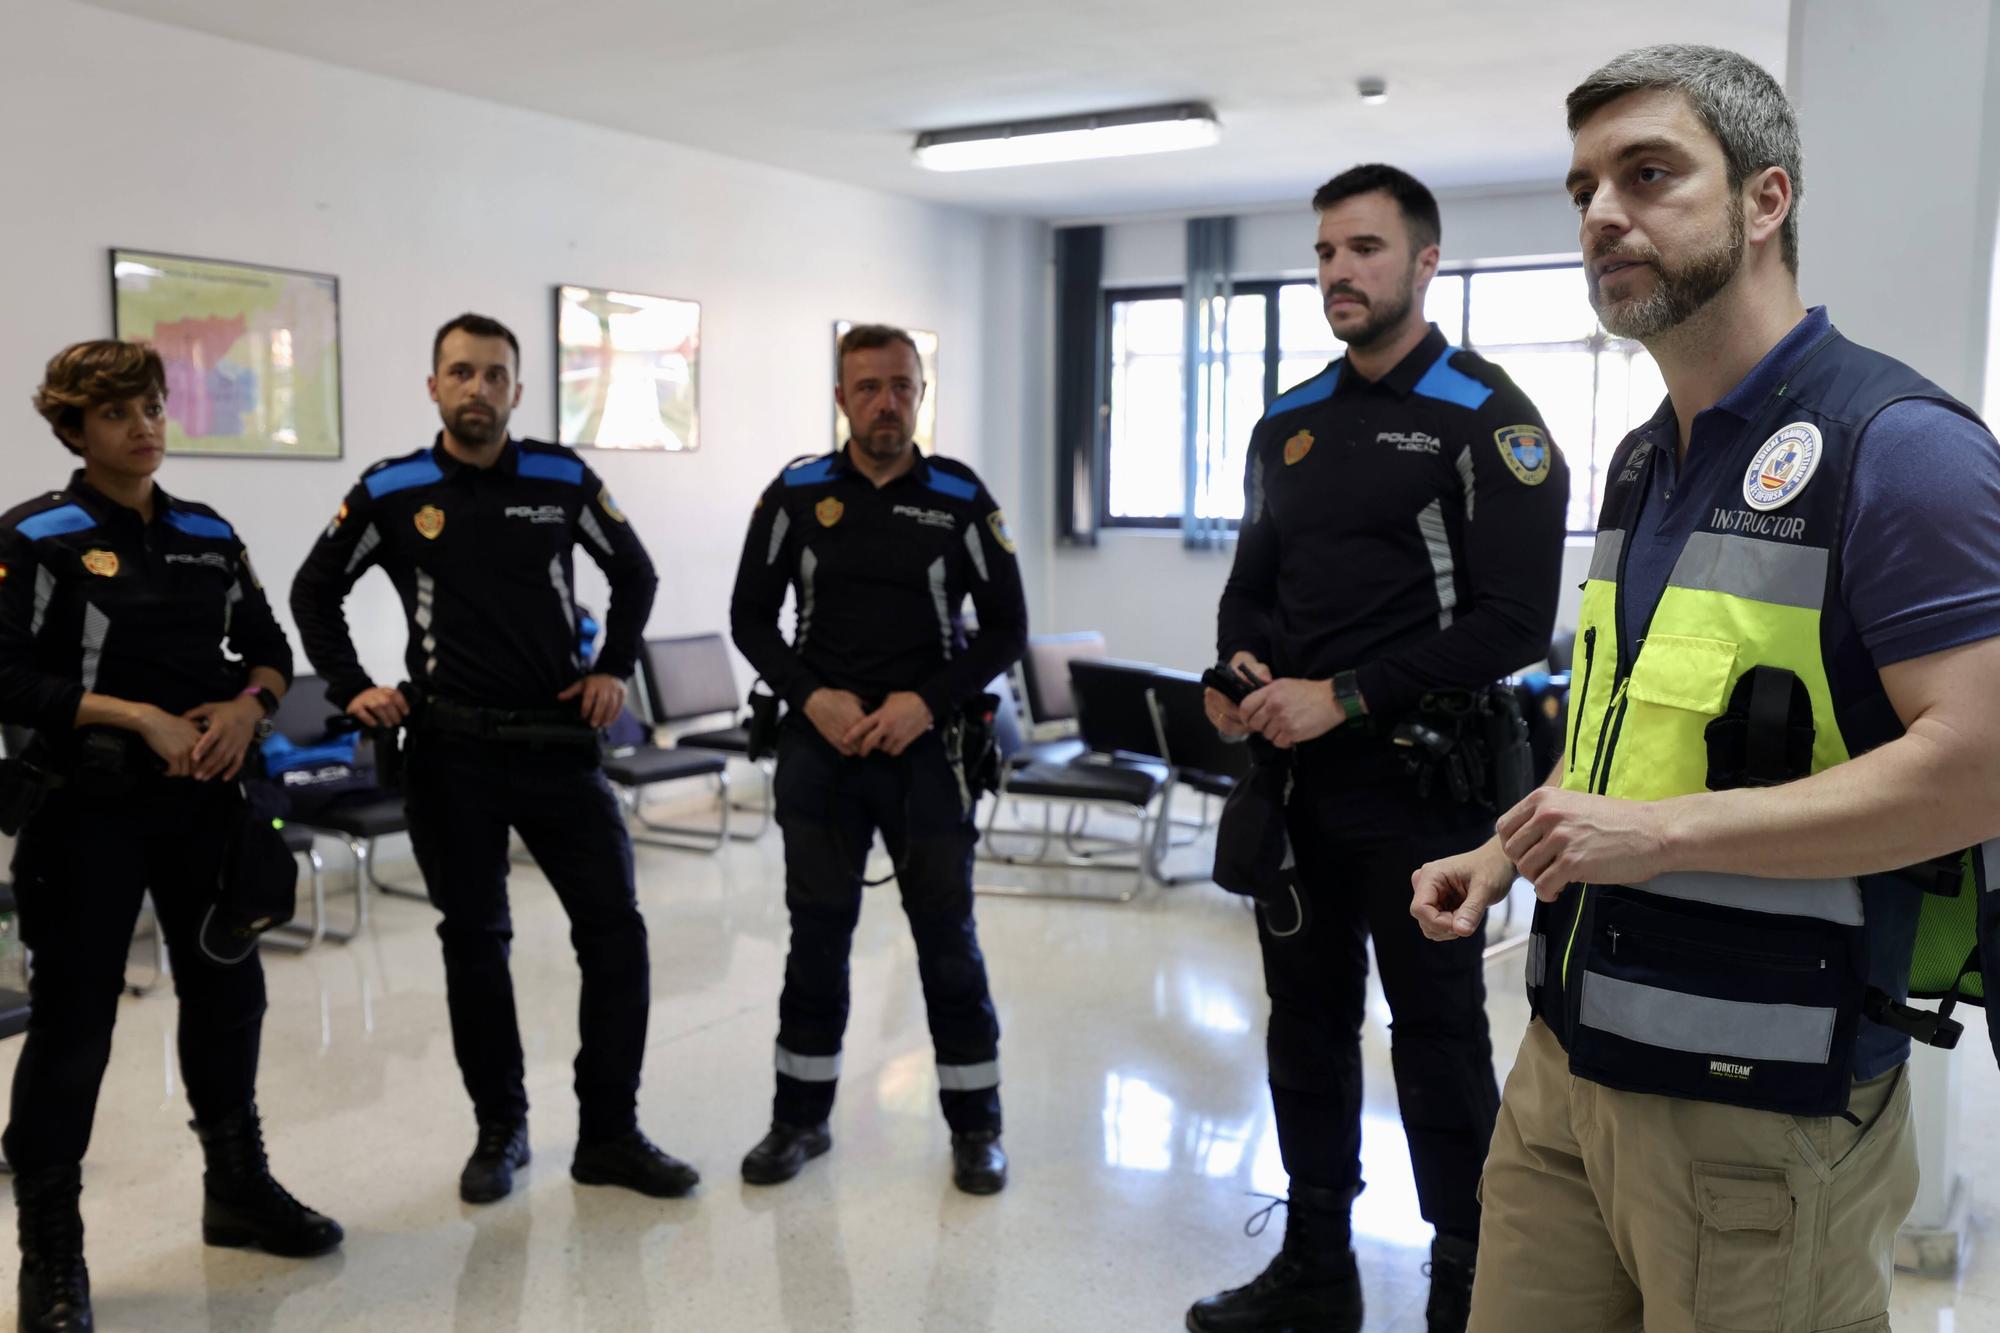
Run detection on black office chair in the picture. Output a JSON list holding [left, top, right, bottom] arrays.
[[266, 674, 409, 938], [600, 700, 730, 852], [637, 633, 769, 839], [978, 659, 1169, 903], [1141, 669, 1251, 884], [1018, 631, 1107, 730]]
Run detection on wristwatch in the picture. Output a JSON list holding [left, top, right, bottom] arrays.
[[241, 685, 279, 741], [1332, 670, 1368, 719]]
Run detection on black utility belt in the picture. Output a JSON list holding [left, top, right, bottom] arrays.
[[412, 695, 601, 749], [1385, 683, 1533, 811]]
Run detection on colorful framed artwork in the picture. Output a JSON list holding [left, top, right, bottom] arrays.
[[556, 285, 700, 451], [110, 249, 344, 459]]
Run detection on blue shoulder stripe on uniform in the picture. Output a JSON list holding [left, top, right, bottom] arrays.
[[1411, 347, 1493, 410], [781, 457, 838, 487], [15, 505, 96, 541], [922, 469, 978, 501], [364, 457, 446, 499], [1267, 365, 1341, 417], [518, 452, 585, 485], [162, 509, 234, 541]]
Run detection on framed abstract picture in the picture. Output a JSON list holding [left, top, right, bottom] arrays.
[[110, 249, 344, 459], [556, 285, 701, 452], [833, 320, 939, 454]]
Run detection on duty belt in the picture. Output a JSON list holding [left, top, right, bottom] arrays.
[[413, 694, 601, 749]]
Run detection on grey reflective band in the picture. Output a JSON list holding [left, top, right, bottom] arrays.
[[1417, 498, 1456, 630], [963, 520, 989, 583], [1579, 971, 1837, 1066], [797, 547, 818, 651], [937, 1059, 1001, 1091], [1632, 870, 1863, 928], [415, 571, 439, 677], [1588, 528, 1626, 583], [79, 604, 109, 692], [1984, 839, 2000, 892], [1528, 933, 1547, 988], [1667, 532, 1828, 611], [578, 507, 615, 559], [225, 578, 244, 636], [766, 509, 791, 567], [548, 556, 580, 671], [346, 524, 382, 575], [927, 557, 952, 660], [30, 567, 54, 637], [774, 1044, 841, 1082], [1456, 445, 1476, 523]]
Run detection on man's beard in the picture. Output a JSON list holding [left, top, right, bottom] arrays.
[[852, 418, 912, 461], [450, 403, 508, 445], [1325, 262, 1418, 351], [1590, 203, 1746, 340]]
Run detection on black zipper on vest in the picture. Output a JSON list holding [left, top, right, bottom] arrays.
[[1566, 627, 1596, 779], [1606, 924, 1826, 973]]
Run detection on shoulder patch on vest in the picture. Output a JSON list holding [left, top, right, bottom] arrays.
[[1743, 422, 1822, 512]]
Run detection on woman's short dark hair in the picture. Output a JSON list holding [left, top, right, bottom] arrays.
[[32, 340, 168, 456]]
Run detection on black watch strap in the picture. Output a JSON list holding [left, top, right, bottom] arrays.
[[250, 686, 280, 718]]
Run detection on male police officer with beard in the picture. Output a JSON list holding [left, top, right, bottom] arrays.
[[1190, 166, 1568, 1333], [292, 313, 698, 1205], [730, 324, 1026, 1195]]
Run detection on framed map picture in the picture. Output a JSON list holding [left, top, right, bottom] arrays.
[[556, 285, 700, 452], [833, 321, 939, 454], [110, 249, 343, 459]]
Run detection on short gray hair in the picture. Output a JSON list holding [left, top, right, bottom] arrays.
[[1567, 45, 1801, 275]]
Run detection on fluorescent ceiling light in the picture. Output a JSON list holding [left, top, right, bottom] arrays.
[[913, 102, 1220, 172]]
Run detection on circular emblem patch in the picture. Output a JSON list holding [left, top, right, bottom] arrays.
[[816, 497, 845, 528], [599, 486, 628, 524], [414, 505, 446, 540], [1283, 430, 1315, 466], [1743, 422, 1822, 512], [82, 549, 119, 577], [1495, 425, 1553, 486]]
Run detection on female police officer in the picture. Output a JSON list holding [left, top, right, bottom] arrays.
[[0, 341, 340, 1332]]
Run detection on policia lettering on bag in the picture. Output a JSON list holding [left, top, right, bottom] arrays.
[[0, 341, 341, 1333], [291, 313, 701, 1205], [1413, 46, 2000, 1333], [1191, 165, 1570, 1333], [729, 323, 1026, 1196]]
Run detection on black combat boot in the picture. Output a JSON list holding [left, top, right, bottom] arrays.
[[1185, 1183, 1363, 1333], [1425, 1232, 1477, 1333], [192, 1104, 344, 1257], [740, 1122, 833, 1186], [460, 1120, 531, 1204], [14, 1164, 91, 1333]]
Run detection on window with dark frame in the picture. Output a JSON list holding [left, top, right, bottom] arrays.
[[1098, 262, 1663, 534]]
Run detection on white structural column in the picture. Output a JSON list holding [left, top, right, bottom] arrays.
[[1786, 0, 2000, 1276]]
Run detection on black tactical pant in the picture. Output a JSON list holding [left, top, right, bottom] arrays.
[[771, 723, 1001, 1133]]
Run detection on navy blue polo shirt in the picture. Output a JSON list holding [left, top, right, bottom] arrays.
[[1615, 306, 2000, 1078]]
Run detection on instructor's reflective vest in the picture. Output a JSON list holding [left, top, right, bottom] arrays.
[[1526, 325, 2000, 1116]]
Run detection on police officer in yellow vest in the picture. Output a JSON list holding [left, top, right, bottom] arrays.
[[1411, 46, 2000, 1333]]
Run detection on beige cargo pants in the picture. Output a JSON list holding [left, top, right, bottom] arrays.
[[1469, 1020, 1918, 1333]]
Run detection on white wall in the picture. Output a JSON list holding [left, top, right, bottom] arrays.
[[1047, 189, 1591, 672], [0, 0, 1046, 686]]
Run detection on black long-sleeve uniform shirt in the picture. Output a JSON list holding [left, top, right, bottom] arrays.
[[1219, 323, 1569, 723], [730, 447, 1028, 719], [0, 473, 292, 742], [290, 436, 657, 710]]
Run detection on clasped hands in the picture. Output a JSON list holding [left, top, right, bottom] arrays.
[[806, 688, 933, 757]]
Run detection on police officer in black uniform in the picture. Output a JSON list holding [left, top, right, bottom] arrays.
[[1187, 167, 1569, 1333], [290, 313, 697, 1204], [0, 341, 342, 1333], [730, 324, 1026, 1194]]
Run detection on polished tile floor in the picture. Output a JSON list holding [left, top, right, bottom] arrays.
[[1, 798, 1996, 1331]]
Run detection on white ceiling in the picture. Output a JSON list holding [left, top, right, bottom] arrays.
[[82, 0, 1791, 218]]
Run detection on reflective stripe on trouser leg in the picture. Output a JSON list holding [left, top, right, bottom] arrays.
[[774, 1044, 842, 1082], [937, 1059, 1000, 1091]]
